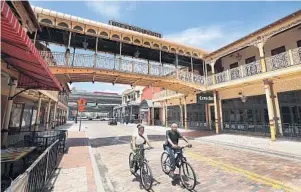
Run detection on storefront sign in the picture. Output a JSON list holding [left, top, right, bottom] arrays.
[[196, 92, 214, 104]]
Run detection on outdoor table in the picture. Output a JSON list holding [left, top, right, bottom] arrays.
[[36, 134, 58, 150], [1, 147, 36, 178]]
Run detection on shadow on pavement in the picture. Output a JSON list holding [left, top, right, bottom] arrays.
[[44, 154, 64, 192], [171, 174, 200, 191], [131, 172, 161, 191], [89, 135, 167, 148]]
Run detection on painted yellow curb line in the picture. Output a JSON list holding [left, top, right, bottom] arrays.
[[186, 151, 301, 192]]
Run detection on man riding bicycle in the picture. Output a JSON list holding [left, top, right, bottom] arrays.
[[165, 123, 191, 177], [130, 124, 153, 172]]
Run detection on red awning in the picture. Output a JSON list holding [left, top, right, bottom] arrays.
[[1, 1, 62, 91]]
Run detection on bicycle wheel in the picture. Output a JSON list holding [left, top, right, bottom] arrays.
[[179, 161, 197, 190], [140, 161, 153, 191], [160, 151, 171, 174], [129, 152, 136, 174]]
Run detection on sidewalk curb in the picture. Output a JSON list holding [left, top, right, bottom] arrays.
[[195, 138, 301, 161], [85, 130, 106, 192]]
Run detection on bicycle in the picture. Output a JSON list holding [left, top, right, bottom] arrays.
[[129, 146, 154, 191], [161, 144, 197, 190]]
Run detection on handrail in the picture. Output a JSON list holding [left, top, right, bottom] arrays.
[[39, 51, 204, 85], [208, 47, 300, 85], [5, 140, 60, 192]]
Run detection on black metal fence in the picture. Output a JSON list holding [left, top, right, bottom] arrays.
[[222, 122, 271, 137], [282, 123, 301, 138], [6, 130, 67, 153], [5, 140, 60, 192]]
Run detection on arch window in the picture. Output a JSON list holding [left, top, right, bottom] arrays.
[[58, 22, 69, 28], [87, 29, 96, 34], [73, 26, 83, 31], [40, 19, 53, 25]]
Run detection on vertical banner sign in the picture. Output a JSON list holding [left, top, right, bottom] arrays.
[[77, 98, 86, 131], [196, 92, 214, 104]]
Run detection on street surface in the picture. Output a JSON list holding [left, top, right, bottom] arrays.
[[83, 121, 301, 192]]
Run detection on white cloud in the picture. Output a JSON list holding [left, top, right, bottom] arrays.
[[165, 22, 251, 52], [85, 1, 136, 19]]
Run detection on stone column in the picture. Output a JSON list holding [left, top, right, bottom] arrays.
[[45, 99, 51, 130], [165, 100, 168, 127], [53, 102, 58, 129], [34, 93, 42, 131], [179, 98, 183, 128], [256, 41, 267, 72], [264, 80, 278, 141], [151, 105, 155, 126], [213, 91, 221, 134], [183, 97, 188, 130], [1, 79, 18, 148]]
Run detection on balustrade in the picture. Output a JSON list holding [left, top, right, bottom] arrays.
[[207, 48, 299, 85], [39, 51, 204, 85], [265, 51, 290, 71]]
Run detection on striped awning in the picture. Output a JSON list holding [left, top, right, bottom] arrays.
[[1, 1, 62, 91]]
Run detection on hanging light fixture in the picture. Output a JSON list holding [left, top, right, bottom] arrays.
[[82, 37, 89, 50], [134, 50, 140, 58]]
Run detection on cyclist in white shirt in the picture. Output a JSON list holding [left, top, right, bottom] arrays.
[[131, 124, 152, 151], [130, 124, 153, 173]]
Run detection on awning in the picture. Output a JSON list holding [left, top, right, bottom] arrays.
[[140, 100, 161, 109], [1, 1, 62, 91]]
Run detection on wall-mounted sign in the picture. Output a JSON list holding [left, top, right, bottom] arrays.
[[196, 92, 214, 104], [108, 20, 162, 38]]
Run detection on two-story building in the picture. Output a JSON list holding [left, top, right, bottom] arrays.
[[114, 86, 144, 123], [139, 87, 162, 125], [1, 1, 69, 146], [153, 10, 301, 140]]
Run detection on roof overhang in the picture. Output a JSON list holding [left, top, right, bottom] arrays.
[[1, 1, 62, 91]]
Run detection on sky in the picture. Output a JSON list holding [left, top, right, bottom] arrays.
[[30, 1, 301, 94]]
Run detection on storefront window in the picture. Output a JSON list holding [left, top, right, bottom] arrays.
[[9, 103, 24, 128], [21, 105, 33, 128]]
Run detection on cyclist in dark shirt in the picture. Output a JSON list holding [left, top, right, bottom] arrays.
[[165, 123, 191, 177]]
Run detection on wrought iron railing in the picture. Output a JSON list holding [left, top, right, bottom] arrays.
[[207, 48, 300, 85], [4, 140, 60, 192], [186, 120, 215, 131], [222, 122, 271, 136], [282, 123, 301, 138], [39, 51, 203, 85]]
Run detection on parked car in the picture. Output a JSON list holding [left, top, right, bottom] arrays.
[[108, 119, 117, 125], [88, 117, 93, 120]]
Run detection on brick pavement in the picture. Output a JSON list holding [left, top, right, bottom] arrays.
[[88, 121, 301, 192], [46, 130, 97, 192]]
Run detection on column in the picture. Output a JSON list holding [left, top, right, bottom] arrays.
[[45, 99, 51, 130], [264, 80, 278, 141], [53, 102, 58, 129], [179, 98, 183, 128], [256, 42, 267, 72], [210, 61, 216, 84], [1, 79, 18, 148], [190, 57, 194, 82], [183, 97, 188, 130], [130, 105, 133, 123], [213, 91, 221, 134], [165, 100, 168, 127], [34, 93, 42, 131], [175, 54, 179, 79], [151, 105, 155, 126]]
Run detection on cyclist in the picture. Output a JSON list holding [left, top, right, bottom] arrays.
[[165, 123, 191, 177], [130, 124, 153, 172]]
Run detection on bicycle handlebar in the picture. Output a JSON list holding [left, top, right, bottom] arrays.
[[177, 144, 192, 149], [144, 147, 154, 150]]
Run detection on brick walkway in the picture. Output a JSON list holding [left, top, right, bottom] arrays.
[[46, 130, 97, 192]]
